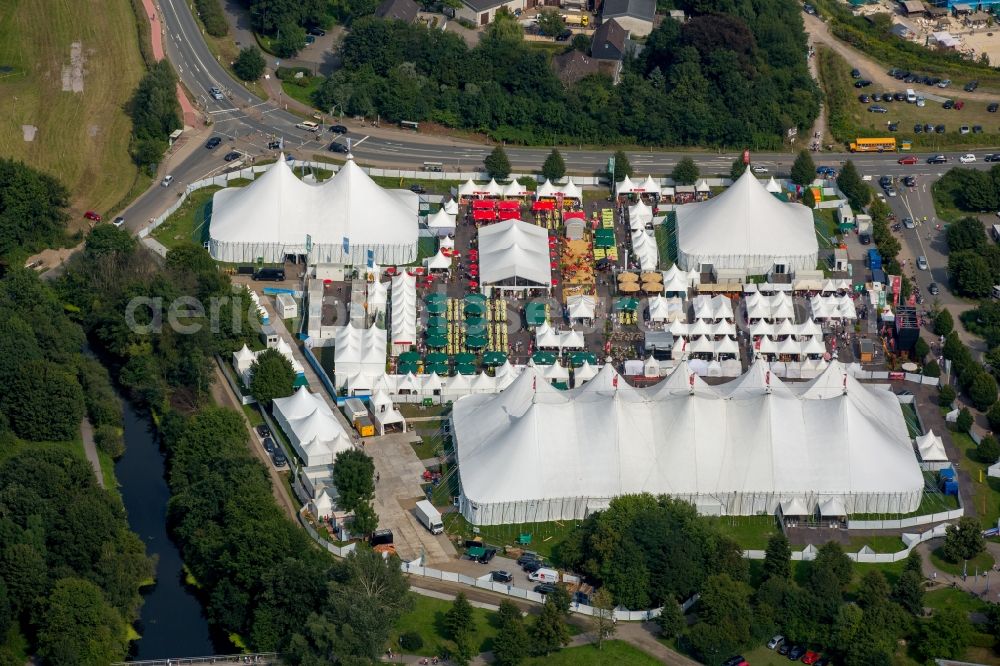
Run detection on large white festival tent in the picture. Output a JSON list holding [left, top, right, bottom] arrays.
[[478, 219, 552, 291], [452, 360, 923, 525], [208, 156, 419, 265], [676, 169, 818, 275], [272, 387, 353, 467]]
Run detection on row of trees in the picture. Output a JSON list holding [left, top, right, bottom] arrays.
[[127, 60, 182, 174], [935, 166, 1000, 214], [942, 329, 998, 411], [313, 0, 817, 148], [195, 0, 228, 36], [945, 216, 1000, 299]]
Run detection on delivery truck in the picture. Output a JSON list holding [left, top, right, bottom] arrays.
[[528, 568, 560, 583], [562, 12, 589, 26], [414, 499, 444, 534]]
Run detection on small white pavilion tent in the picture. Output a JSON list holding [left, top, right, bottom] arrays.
[[766, 177, 781, 193], [504, 179, 530, 197], [425, 250, 453, 271], [567, 294, 596, 321], [615, 175, 638, 196], [640, 175, 661, 196], [535, 179, 557, 198], [427, 208, 456, 236], [916, 430, 948, 462]]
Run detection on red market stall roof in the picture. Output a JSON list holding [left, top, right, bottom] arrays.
[[472, 200, 496, 210], [498, 200, 520, 210], [499, 210, 520, 221], [532, 200, 555, 211], [473, 210, 497, 221], [564, 211, 586, 220]]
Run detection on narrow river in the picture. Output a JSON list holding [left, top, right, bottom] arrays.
[[115, 401, 219, 660]]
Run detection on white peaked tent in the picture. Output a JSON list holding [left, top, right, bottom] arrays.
[[443, 199, 459, 215], [440, 235, 455, 250], [561, 179, 582, 200], [662, 266, 690, 294], [695, 179, 710, 194], [766, 177, 781, 193], [648, 296, 671, 322], [427, 208, 456, 236], [567, 294, 596, 321], [631, 229, 659, 271], [425, 250, 452, 271], [536, 179, 557, 198], [629, 200, 653, 229], [640, 175, 661, 196], [209, 156, 418, 265], [272, 387, 352, 467], [333, 324, 387, 388], [615, 175, 637, 196], [676, 169, 818, 274], [478, 219, 552, 289], [390, 273, 417, 354], [458, 179, 478, 198], [367, 281, 388, 316], [504, 179, 530, 197], [452, 360, 923, 524], [575, 361, 599, 383], [484, 179, 504, 197], [916, 430, 948, 462], [311, 488, 335, 519], [780, 498, 809, 516]]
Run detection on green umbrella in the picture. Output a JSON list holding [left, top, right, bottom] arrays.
[[425, 361, 450, 375], [455, 352, 477, 364], [398, 360, 419, 374], [399, 351, 421, 364], [426, 292, 448, 304], [483, 351, 507, 366], [614, 297, 639, 312], [463, 317, 487, 334], [570, 351, 597, 367], [426, 335, 448, 349], [525, 302, 547, 327], [456, 363, 477, 375], [425, 352, 449, 364], [464, 301, 486, 316], [532, 351, 556, 365], [427, 301, 447, 315], [425, 325, 449, 338], [427, 315, 448, 329], [465, 334, 487, 349], [465, 293, 487, 306]]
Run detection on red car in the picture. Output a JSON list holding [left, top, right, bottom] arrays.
[[897, 156, 918, 165], [84, 210, 102, 222], [801, 651, 821, 665]]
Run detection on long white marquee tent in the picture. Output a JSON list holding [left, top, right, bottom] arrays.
[[209, 156, 419, 265], [452, 360, 923, 525], [478, 219, 551, 291], [676, 169, 818, 275]]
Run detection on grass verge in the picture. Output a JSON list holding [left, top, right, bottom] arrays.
[[389, 592, 499, 658], [924, 587, 990, 614], [0, 0, 146, 214], [707, 515, 780, 550], [522, 640, 662, 665], [151, 186, 220, 250], [951, 429, 1000, 527], [443, 512, 581, 562], [930, 546, 995, 576]]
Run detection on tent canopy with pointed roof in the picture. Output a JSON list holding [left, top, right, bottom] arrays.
[[451, 359, 922, 525], [209, 156, 419, 265], [676, 170, 818, 275], [478, 219, 552, 289]]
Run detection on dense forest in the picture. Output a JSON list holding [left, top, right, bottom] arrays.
[[0, 160, 72, 270], [311, 0, 818, 147], [59, 232, 412, 659]]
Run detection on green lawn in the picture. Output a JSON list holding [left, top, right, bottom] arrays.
[[931, 178, 969, 224], [411, 434, 443, 461], [930, 546, 995, 576], [389, 593, 499, 658], [522, 640, 661, 666], [281, 77, 322, 109], [841, 535, 906, 554], [951, 430, 1000, 527], [813, 208, 839, 241], [370, 175, 463, 196], [707, 515, 780, 550], [924, 587, 990, 614], [242, 404, 264, 428], [851, 487, 959, 520], [399, 403, 448, 418], [443, 512, 582, 562], [152, 186, 220, 250]]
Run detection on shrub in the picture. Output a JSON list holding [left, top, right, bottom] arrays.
[[195, 0, 228, 37], [923, 359, 941, 378], [978, 435, 1000, 464], [988, 400, 1000, 431], [398, 631, 423, 651], [934, 309, 954, 336], [94, 424, 125, 459], [940, 384, 956, 407], [969, 371, 998, 411], [957, 407, 974, 433]]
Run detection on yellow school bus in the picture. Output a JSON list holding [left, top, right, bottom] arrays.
[[849, 137, 897, 153]]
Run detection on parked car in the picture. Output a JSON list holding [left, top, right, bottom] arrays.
[[913, 123, 923, 133], [209, 86, 224, 100], [859, 232, 871, 245], [328, 142, 349, 153], [161, 175, 174, 187], [954, 100, 965, 110], [935, 124, 946, 133], [516, 551, 540, 565], [308, 26, 326, 36], [272, 448, 287, 466], [851, 68, 861, 78], [534, 583, 557, 595], [262, 437, 275, 454], [253, 267, 286, 281], [870, 92, 882, 102], [803, 3, 816, 13], [974, 125, 984, 133], [943, 99, 954, 109], [723, 657, 748, 666], [886, 185, 898, 197], [267, 140, 282, 150], [409, 184, 427, 194], [858, 94, 871, 103], [205, 136, 222, 149], [84, 210, 102, 222], [917, 256, 929, 270], [224, 151, 242, 162], [751, 165, 769, 174], [801, 651, 821, 665], [938, 78, 951, 87], [329, 124, 348, 134], [916, 97, 926, 107], [304, 35, 316, 45], [903, 217, 915, 229], [778, 643, 791, 656], [990, 102, 999, 112], [113, 216, 125, 228], [903, 175, 916, 187], [816, 166, 836, 176], [788, 645, 806, 660], [256, 424, 271, 437], [868, 105, 887, 113], [555, 29, 572, 41], [768, 635, 786, 650], [924, 123, 934, 133], [894, 92, 906, 101], [522, 560, 545, 573], [491, 570, 513, 583], [854, 79, 872, 88], [888, 122, 898, 132], [898, 155, 918, 165], [965, 80, 979, 92], [960, 153, 977, 163], [929, 282, 940, 295], [477, 547, 498, 564], [960, 125, 971, 135]]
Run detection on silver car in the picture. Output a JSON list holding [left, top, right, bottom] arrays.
[[917, 256, 928, 270]]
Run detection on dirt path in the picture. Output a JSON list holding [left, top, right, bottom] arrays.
[[209, 363, 298, 521], [80, 417, 105, 488], [804, 12, 996, 102]]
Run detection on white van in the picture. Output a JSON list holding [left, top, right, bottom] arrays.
[[528, 568, 559, 584], [161, 175, 174, 187], [296, 120, 320, 132], [906, 88, 916, 103]]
